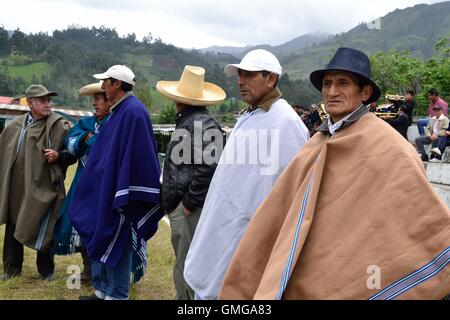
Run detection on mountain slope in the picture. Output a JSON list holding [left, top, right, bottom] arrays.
[[201, 33, 329, 58], [283, 1, 450, 79]]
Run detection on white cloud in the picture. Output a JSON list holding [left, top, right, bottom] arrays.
[[0, 0, 446, 48]]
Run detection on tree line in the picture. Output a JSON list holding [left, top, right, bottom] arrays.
[[0, 25, 448, 122]]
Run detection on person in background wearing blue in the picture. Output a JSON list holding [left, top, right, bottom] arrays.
[[52, 82, 111, 284]]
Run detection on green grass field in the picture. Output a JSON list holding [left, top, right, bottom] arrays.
[[7, 62, 53, 82], [0, 165, 176, 300]]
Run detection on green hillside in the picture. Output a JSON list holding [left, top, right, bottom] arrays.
[[7, 62, 52, 81], [1, 1, 450, 115], [283, 2, 450, 79], [0, 26, 320, 113]]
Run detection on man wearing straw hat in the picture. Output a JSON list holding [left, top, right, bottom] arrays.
[[156, 65, 226, 300], [220, 47, 450, 300], [70, 65, 164, 300], [184, 49, 310, 300], [52, 81, 110, 285]]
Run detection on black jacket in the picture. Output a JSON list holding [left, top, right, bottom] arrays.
[[403, 100, 415, 126], [386, 113, 409, 140], [161, 107, 224, 213]]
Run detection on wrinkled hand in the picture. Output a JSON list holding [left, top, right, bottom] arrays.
[[44, 149, 59, 163], [431, 134, 439, 141]]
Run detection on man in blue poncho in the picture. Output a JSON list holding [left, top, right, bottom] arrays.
[[70, 65, 163, 300], [52, 81, 111, 284]]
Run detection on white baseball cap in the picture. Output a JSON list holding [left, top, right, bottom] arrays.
[[93, 65, 136, 86], [224, 49, 282, 76]]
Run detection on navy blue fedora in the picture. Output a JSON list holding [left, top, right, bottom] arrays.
[[310, 47, 381, 104]]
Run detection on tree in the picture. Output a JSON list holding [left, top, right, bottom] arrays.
[[10, 28, 27, 54], [0, 67, 13, 95], [135, 86, 153, 113], [0, 26, 9, 56], [155, 104, 176, 124]]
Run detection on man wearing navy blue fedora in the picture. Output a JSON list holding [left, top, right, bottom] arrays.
[[220, 48, 450, 300]]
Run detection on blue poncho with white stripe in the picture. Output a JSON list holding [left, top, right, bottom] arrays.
[[69, 95, 163, 282]]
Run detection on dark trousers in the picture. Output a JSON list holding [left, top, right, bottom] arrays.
[[437, 136, 449, 154], [415, 136, 439, 156], [80, 246, 91, 274], [2, 222, 54, 276], [169, 203, 201, 300]]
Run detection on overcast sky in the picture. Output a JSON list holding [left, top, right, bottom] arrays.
[[0, 0, 446, 48]]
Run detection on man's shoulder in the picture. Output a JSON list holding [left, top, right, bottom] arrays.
[[11, 114, 26, 124], [2, 115, 25, 131], [271, 99, 304, 123], [438, 97, 449, 106], [121, 96, 148, 117], [190, 110, 221, 127], [77, 115, 96, 127], [50, 113, 70, 130]]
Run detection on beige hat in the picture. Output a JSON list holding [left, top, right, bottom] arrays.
[[79, 82, 105, 96], [156, 65, 226, 107]]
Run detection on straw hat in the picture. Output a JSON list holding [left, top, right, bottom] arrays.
[[156, 65, 226, 106], [79, 81, 105, 96]]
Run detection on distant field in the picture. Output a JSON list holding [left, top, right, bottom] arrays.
[[7, 62, 52, 82], [0, 164, 175, 300], [123, 52, 153, 68]]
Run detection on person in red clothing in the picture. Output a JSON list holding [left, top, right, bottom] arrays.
[[417, 88, 448, 136]]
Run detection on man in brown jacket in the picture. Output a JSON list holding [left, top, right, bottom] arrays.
[[0, 85, 69, 280]]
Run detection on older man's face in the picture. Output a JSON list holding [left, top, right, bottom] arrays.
[[28, 96, 52, 120], [93, 93, 110, 120], [237, 70, 277, 106], [322, 71, 372, 122]]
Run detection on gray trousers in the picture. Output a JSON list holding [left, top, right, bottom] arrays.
[[415, 136, 439, 155], [168, 203, 201, 300]]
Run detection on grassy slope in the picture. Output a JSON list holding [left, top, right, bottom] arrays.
[[7, 62, 52, 82], [0, 165, 175, 300]]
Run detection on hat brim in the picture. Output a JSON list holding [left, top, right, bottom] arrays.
[[79, 83, 105, 96], [93, 72, 136, 86], [310, 68, 381, 104], [93, 73, 109, 80], [156, 81, 226, 107], [224, 64, 265, 76]]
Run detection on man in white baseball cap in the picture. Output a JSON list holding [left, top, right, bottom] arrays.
[[70, 65, 164, 300], [184, 49, 310, 300], [94, 65, 136, 86], [224, 49, 282, 76]]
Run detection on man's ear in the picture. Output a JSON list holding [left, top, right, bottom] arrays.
[[113, 80, 122, 89], [362, 85, 373, 102], [268, 73, 278, 88]]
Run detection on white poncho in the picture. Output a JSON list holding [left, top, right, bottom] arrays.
[[184, 97, 309, 299]]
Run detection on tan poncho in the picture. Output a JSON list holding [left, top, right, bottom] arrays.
[[220, 113, 450, 300], [0, 112, 69, 251]]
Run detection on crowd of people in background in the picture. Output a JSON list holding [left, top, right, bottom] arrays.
[[295, 88, 450, 162], [0, 47, 448, 300]]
